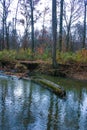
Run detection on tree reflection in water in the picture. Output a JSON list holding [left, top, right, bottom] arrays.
[[0, 76, 87, 130]]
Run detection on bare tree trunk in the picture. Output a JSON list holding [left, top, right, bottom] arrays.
[[2, 0, 11, 50], [42, 12, 45, 44], [30, 0, 34, 53], [6, 25, 9, 50], [15, 0, 20, 31], [4, 9, 9, 50], [2, 0, 5, 50], [66, 16, 72, 51], [59, 0, 64, 52], [52, 0, 57, 68], [2, 16, 5, 50], [66, 26, 70, 51], [41, 7, 48, 43], [83, 4, 86, 48]]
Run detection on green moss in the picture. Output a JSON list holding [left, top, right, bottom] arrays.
[[32, 77, 66, 97]]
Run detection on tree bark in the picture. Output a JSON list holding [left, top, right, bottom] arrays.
[[2, 0, 5, 50], [66, 16, 72, 51], [83, 4, 86, 48], [59, 0, 64, 52], [30, 0, 34, 53], [52, 0, 57, 68]]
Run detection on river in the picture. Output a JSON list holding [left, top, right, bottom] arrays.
[[0, 74, 87, 130]]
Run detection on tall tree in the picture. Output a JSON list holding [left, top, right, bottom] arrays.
[[74, 23, 84, 43], [59, 0, 64, 52], [29, 0, 41, 53], [41, 7, 49, 43], [2, 0, 5, 49], [83, 2, 86, 48], [52, 0, 57, 67], [20, 0, 40, 53], [64, 0, 83, 51], [0, 0, 13, 50], [20, 0, 31, 49], [30, 0, 34, 53], [14, 0, 20, 31]]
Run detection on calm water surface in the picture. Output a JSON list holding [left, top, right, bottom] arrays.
[[0, 74, 87, 130]]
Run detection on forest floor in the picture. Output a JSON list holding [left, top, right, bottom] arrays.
[[0, 59, 87, 81]]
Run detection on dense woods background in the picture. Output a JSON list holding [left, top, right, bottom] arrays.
[[0, 0, 86, 67]]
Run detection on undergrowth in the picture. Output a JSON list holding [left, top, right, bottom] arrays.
[[0, 48, 87, 64], [57, 49, 87, 64]]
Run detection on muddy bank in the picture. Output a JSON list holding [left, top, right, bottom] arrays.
[[0, 59, 87, 81]]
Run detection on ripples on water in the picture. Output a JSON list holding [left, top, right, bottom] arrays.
[[0, 75, 87, 130]]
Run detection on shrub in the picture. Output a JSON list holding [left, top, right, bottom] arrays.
[[56, 49, 87, 64], [0, 50, 16, 61], [15, 48, 33, 60]]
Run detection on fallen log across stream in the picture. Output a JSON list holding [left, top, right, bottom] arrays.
[[31, 77, 66, 98]]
